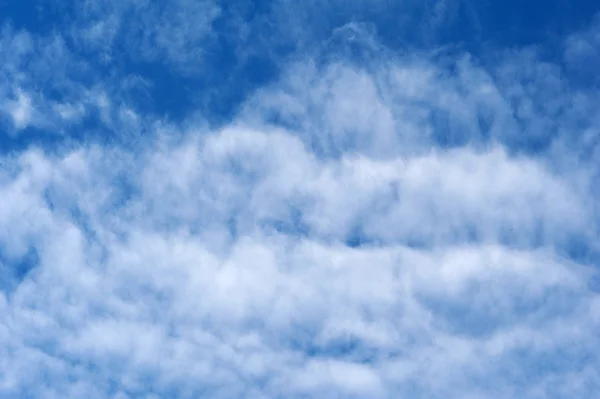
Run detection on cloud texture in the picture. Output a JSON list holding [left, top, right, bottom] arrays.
[[1, 1, 599, 398]]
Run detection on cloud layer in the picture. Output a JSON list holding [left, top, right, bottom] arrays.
[[1, 1, 600, 398]]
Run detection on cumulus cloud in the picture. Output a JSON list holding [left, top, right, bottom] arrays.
[[0, 1, 599, 398]]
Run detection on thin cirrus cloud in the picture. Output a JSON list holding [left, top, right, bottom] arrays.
[[0, 0, 599, 398]]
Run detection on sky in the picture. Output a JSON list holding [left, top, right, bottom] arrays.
[[0, 0, 600, 398]]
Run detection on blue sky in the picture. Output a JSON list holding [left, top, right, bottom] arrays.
[[1, 0, 600, 398]]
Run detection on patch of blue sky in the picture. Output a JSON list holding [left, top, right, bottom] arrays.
[[0, 246, 38, 295]]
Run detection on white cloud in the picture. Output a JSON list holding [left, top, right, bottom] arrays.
[[0, 114, 598, 397], [4, 89, 35, 130], [0, 3, 600, 399]]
